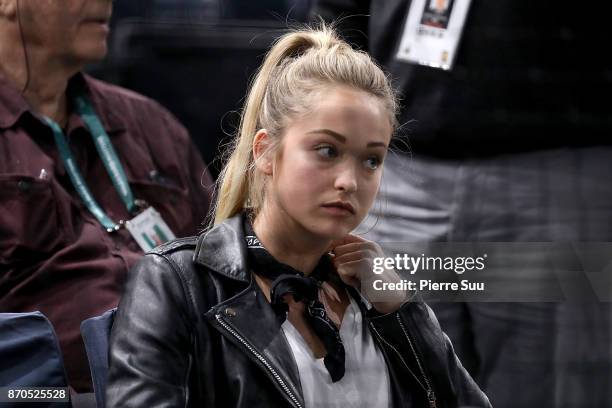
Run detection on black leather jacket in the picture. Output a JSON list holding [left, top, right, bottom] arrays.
[[106, 213, 491, 408]]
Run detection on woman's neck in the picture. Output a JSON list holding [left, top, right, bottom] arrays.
[[253, 204, 331, 276]]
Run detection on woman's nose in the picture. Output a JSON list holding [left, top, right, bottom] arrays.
[[334, 165, 358, 193]]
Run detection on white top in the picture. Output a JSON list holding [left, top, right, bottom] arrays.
[[281, 296, 392, 408]]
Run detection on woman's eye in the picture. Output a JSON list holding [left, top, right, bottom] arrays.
[[315, 145, 338, 159], [364, 156, 382, 170]]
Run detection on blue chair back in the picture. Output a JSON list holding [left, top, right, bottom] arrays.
[[80, 309, 116, 408], [0, 311, 71, 407]]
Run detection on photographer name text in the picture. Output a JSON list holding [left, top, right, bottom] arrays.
[[372, 279, 485, 292]]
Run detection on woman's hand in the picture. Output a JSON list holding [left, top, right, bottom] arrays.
[[329, 234, 407, 314]]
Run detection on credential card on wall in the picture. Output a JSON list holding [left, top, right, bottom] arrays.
[[396, 0, 472, 70]]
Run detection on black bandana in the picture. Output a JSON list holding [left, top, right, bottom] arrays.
[[244, 217, 346, 382]]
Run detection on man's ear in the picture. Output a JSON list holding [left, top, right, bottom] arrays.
[[0, 0, 17, 20], [252, 129, 274, 176]]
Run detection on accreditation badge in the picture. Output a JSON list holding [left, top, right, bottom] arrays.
[[125, 207, 176, 251], [396, 0, 472, 70]]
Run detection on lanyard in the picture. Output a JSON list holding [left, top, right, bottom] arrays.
[[44, 94, 136, 232]]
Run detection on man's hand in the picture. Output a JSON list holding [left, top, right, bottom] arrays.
[[329, 234, 407, 314]]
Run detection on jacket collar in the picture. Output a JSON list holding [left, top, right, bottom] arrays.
[[192, 212, 251, 283], [192, 212, 373, 301]]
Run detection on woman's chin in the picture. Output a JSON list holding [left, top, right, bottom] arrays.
[[309, 222, 356, 241]]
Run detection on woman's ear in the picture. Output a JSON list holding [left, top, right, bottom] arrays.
[[253, 129, 274, 176]]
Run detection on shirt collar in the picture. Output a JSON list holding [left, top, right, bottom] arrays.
[[0, 71, 125, 133], [0, 71, 29, 129], [77, 73, 125, 134]]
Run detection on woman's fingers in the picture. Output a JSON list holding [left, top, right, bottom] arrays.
[[330, 242, 369, 256], [334, 259, 362, 288], [328, 234, 366, 251], [332, 251, 364, 264], [329, 235, 406, 314]]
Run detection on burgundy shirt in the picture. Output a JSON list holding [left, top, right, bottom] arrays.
[[0, 73, 214, 391]]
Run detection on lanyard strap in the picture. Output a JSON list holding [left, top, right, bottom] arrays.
[[45, 94, 136, 232], [74, 95, 136, 214]]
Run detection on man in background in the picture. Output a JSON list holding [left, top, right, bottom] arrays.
[[0, 0, 214, 392]]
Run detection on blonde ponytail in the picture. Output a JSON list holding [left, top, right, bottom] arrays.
[[212, 24, 397, 226]]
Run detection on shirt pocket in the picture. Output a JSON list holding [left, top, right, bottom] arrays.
[[128, 179, 199, 237], [0, 175, 64, 262]]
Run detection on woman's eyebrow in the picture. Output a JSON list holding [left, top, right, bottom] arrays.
[[306, 129, 388, 148], [306, 129, 346, 143]]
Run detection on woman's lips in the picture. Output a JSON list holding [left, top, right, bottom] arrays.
[[321, 203, 355, 216]]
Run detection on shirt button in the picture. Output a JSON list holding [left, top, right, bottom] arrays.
[[224, 307, 237, 318], [17, 179, 32, 192]]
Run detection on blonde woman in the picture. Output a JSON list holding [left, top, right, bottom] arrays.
[[106, 26, 490, 408]]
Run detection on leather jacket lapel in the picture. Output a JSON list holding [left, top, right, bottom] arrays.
[[193, 214, 251, 283], [204, 277, 305, 408]]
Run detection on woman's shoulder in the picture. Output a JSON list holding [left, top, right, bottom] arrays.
[[145, 236, 198, 257], [121, 235, 211, 328], [130, 236, 201, 280], [127, 236, 200, 294], [125, 215, 250, 307]]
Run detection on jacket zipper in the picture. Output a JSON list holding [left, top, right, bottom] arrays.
[[215, 314, 302, 408], [396, 314, 437, 408], [369, 317, 437, 408]]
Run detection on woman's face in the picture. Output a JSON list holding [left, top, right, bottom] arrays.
[[264, 86, 392, 241]]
